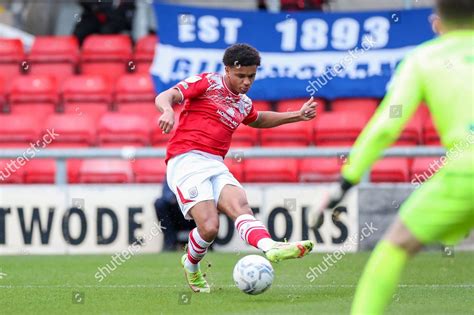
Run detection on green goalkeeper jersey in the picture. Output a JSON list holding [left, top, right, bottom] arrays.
[[342, 30, 474, 183]]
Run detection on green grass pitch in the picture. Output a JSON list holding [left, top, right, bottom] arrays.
[[0, 251, 473, 314]]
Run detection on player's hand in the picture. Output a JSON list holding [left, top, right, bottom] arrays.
[[299, 96, 317, 121], [158, 110, 175, 134], [307, 177, 354, 228]]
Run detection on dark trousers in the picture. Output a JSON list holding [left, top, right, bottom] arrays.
[[154, 198, 196, 251]]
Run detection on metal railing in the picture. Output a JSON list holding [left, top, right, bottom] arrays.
[[0, 146, 445, 185]]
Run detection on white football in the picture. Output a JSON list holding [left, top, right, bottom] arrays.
[[233, 255, 274, 295]]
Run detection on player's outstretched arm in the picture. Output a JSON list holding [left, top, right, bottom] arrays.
[[155, 88, 181, 134], [249, 97, 317, 128]]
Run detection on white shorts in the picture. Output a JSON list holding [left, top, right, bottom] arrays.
[[166, 150, 243, 220]]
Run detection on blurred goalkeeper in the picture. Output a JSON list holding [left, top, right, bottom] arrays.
[[155, 43, 317, 293], [311, 0, 473, 313]]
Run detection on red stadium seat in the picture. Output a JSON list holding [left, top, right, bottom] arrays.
[[298, 158, 342, 182], [315, 112, 371, 146], [115, 74, 155, 104], [62, 75, 112, 113], [117, 102, 157, 117], [44, 114, 96, 147], [0, 114, 42, 146], [370, 158, 410, 182], [0, 159, 25, 183], [63, 103, 109, 122], [97, 113, 151, 147], [0, 78, 6, 111], [245, 158, 298, 182], [150, 113, 180, 147], [8, 75, 58, 105], [28, 36, 79, 81], [81, 35, 133, 82], [260, 121, 313, 147], [331, 98, 378, 116], [0, 38, 24, 84], [79, 159, 133, 183], [224, 158, 245, 182], [411, 157, 442, 184], [252, 100, 272, 111], [397, 115, 422, 146], [67, 159, 82, 183], [231, 125, 259, 147], [423, 116, 441, 145], [276, 98, 325, 115], [9, 103, 56, 120], [133, 158, 167, 183], [134, 35, 156, 73], [24, 159, 56, 184]]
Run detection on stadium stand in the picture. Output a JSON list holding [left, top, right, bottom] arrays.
[[276, 98, 326, 115], [298, 158, 342, 182], [28, 36, 79, 82], [0, 32, 443, 184], [0, 159, 25, 183], [115, 73, 156, 115], [0, 38, 25, 85], [423, 116, 441, 145], [97, 112, 152, 147], [61, 75, 112, 118], [23, 159, 56, 184], [0, 114, 42, 147], [133, 35, 157, 73], [44, 114, 96, 147], [314, 111, 371, 146], [8, 75, 58, 105], [410, 156, 441, 183], [81, 34, 133, 83], [245, 158, 299, 182], [78, 159, 134, 183], [370, 158, 411, 182], [260, 121, 314, 147], [231, 125, 259, 147], [330, 98, 378, 116], [133, 158, 167, 183]]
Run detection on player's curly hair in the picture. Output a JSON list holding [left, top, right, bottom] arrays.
[[437, 0, 474, 24], [223, 43, 261, 67]]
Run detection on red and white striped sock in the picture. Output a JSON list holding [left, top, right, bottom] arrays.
[[235, 214, 275, 252], [185, 228, 212, 272]]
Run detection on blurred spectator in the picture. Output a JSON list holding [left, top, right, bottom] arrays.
[[259, 0, 326, 11], [154, 178, 196, 251], [73, 0, 136, 45]]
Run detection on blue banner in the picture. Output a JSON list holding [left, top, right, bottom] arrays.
[[151, 3, 434, 100]]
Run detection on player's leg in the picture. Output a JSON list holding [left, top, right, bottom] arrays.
[[184, 200, 219, 267], [216, 183, 314, 262], [351, 217, 421, 315], [178, 200, 218, 293], [166, 153, 219, 293], [351, 163, 474, 315]]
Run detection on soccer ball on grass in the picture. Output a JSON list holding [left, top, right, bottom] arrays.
[[233, 255, 274, 295]]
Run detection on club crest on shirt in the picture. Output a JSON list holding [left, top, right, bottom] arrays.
[[178, 81, 189, 89], [185, 75, 202, 83], [188, 186, 198, 198]]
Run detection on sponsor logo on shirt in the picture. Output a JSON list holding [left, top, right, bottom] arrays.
[[217, 109, 239, 128]]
